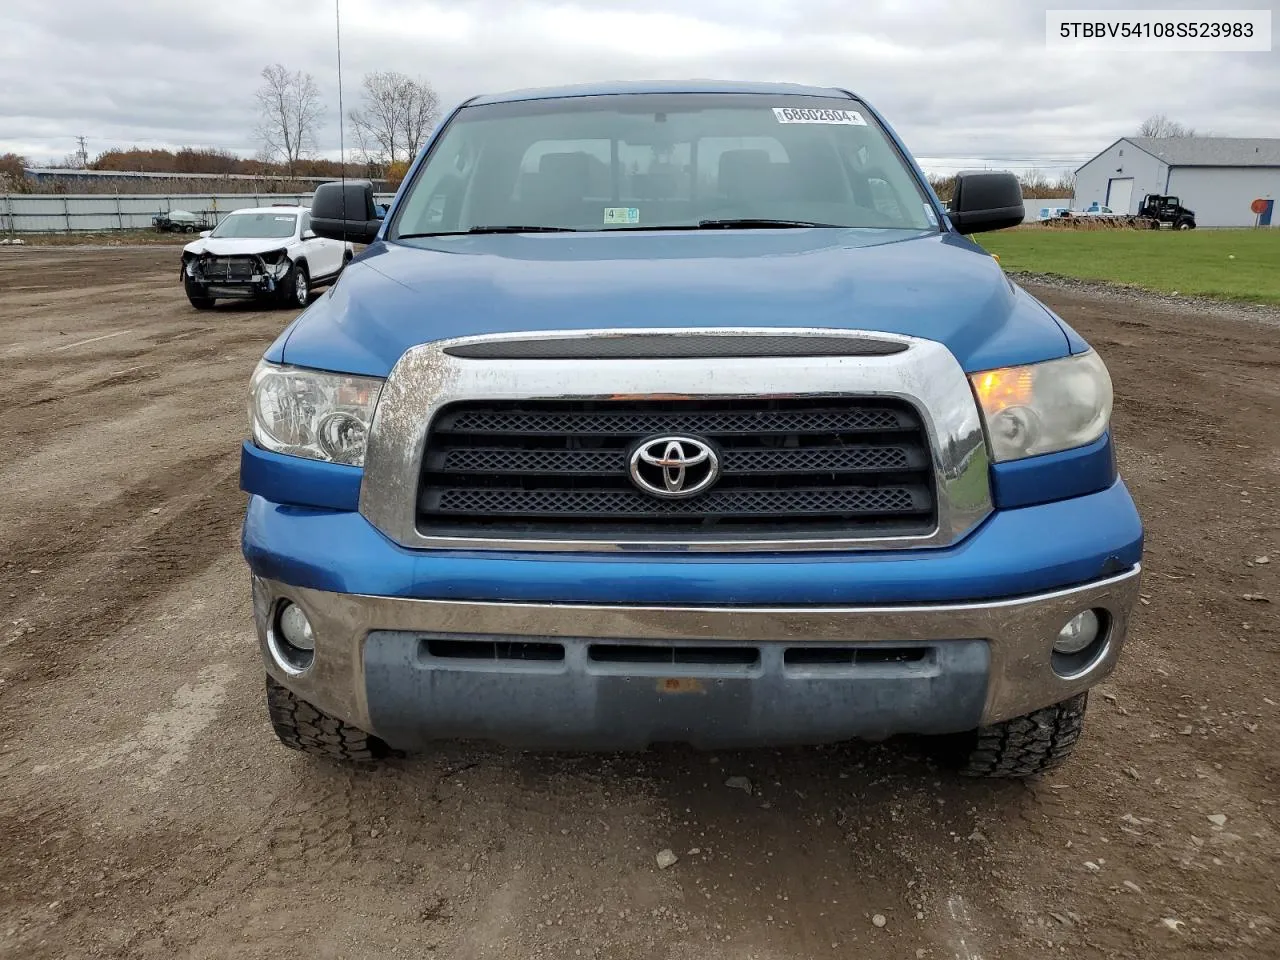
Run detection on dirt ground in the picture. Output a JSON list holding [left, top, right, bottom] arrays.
[[5, 231, 191, 247], [1, 247, 1277, 960]]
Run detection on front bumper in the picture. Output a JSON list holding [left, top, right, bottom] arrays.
[[194, 278, 277, 299], [183, 257, 282, 298], [252, 566, 1141, 750]]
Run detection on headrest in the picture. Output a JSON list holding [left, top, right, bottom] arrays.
[[538, 151, 590, 181], [717, 149, 771, 193]]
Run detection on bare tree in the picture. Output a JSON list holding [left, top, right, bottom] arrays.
[[0, 152, 29, 190], [254, 64, 324, 177], [348, 71, 440, 169], [1138, 114, 1198, 138]]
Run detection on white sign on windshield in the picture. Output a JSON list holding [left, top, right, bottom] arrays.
[[773, 107, 867, 125]]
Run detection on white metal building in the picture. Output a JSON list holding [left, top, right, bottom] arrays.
[[1073, 137, 1280, 227]]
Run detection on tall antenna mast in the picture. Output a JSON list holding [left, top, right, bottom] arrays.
[[335, 0, 346, 224]]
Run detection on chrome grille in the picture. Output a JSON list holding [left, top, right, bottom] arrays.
[[418, 398, 936, 539]]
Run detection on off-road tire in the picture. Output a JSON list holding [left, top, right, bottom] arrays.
[[938, 693, 1088, 779], [265, 675, 390, 762], [184, 275, 214, 310]]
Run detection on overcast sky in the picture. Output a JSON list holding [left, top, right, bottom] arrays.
[[1, 0, 1276, 176]]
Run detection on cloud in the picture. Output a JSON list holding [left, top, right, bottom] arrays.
[[0, 0, 1275, 175]]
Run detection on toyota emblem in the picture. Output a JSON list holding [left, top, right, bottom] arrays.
[[629, 436, 720, 499]]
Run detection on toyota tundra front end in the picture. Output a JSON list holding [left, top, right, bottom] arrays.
[[239, 81, 1143, 777]]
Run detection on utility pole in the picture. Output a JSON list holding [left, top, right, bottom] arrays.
[[75, 136, 88, 169]]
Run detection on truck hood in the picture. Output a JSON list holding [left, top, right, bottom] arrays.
[[182, 237, 291, 257], [277, 228, 1071, 377]]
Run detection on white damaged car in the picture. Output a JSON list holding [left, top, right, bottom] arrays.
[[179, 205, 353, 310]]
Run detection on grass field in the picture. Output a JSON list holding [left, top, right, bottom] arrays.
[[978, 227, 1280, 305]]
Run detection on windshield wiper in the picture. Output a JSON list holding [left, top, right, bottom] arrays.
[[601, 218, 839, 232], [398, 225, 579, 238], [693, 218, 839, 229], [400, 221, 833, 238]]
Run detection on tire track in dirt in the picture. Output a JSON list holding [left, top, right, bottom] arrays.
[[14, 363, 165, 409], [1, 459, 244, 692], [2, 447, 234, 576]]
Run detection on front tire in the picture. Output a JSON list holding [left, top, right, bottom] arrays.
[[265, 676, 391, 762], [277, 260, 310, 308], [184, 275, 214, 310], [933, 693, 1088, 779], [1176, 218, 1195, 230]]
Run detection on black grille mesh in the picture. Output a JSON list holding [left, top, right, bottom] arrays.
[[419, 398, 936, 539], [432, 486, 924, 517], [440, 447, 623, 475], [441, 407, 907, 436], [436, 445, 918, 476]]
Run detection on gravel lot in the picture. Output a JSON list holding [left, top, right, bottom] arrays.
[[1, 247, 1277, 959]]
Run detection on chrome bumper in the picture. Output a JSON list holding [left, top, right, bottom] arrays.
[[253, 565, 1141, 743]]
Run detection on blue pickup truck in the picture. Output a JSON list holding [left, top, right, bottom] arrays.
[[241, 81, 1142, 778]]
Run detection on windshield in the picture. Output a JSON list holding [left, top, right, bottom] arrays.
[[211, 212, 298, 239], [391, 93, 937, 237]]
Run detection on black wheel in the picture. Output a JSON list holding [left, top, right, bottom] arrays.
[[1176, 218, 1195, 230], [265, 676, 391, 762], [277, 260, 309, 308], [184, 275, 214, 310], [931, 693, 1088, 779]]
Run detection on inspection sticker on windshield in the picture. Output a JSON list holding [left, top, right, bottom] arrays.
[[604, 207, 640, 225], [773, 107, 866, 125]]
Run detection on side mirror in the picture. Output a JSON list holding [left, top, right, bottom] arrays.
[[199, 230, 212, 239], [310, 180, 382, 244], [948, 171, 1024, 234], [301, 229, 316, 239]]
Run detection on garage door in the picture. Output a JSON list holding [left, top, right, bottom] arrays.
[[1107, 178, 1134, 214]]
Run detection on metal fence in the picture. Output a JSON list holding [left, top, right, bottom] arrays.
[[1, 193, 397, 234]]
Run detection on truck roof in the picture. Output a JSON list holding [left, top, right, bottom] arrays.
[[467, 80, 856, 106]]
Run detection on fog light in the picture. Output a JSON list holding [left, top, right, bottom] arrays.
[[1054, 610, 1100, 655], [278, 602, 315, 651]]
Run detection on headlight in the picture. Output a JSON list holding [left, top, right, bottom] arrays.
[[249, 361, 383, 465], [969, 351, 1112, 462], [259, 251, 290, 277]]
